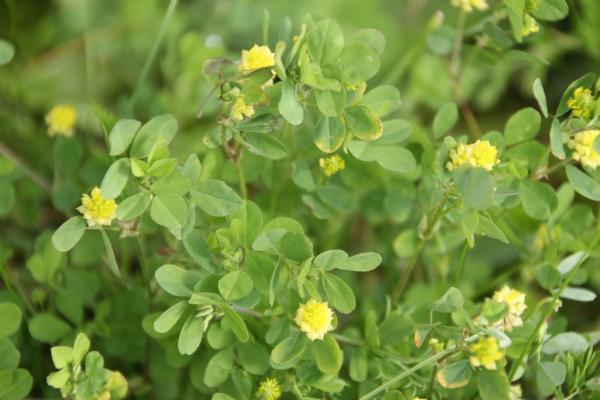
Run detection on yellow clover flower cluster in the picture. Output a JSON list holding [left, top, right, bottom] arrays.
[[468, 336, 504, 370], [492, 285, 527, 332], [294, 299, 334, 341], [567, 129, 600, 170], [45, 105, 77, 137], [239, 44, 275, 73], [319, 154, 346, 177], [567, 87, 596, 120], [230, 96, 255, 121], [257, 378, 282, 400], [78, 187, 118, 227], [522, 0, 540, 37], [450, 0, 488, 12], [446, 140, 499, 172], [92, 371, 128, 400]]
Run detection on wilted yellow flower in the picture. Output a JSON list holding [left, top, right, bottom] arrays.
[[567, 129, 600, 170], [294, 299, 334, 340], [239, 44, 275, 72], [567, 87, 596, 120], [522, 14, 540, 36], [469, 336, 504, 370], [446, 140, 499, 171], [492, 285, 527, 332], [510, 384, 523, 400], [450, 0, 488, 12], [319, 154, 345, 177], [45, 105, 77, 137], [257, 378, 282, 400], [78, 187, 117, 227], [230, 97, 255, 121]]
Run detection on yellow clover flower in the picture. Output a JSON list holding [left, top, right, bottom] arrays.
[[77, 187, 117, 227], [522, 14, 540, 37], [469, 336, 504, 370], [567, 129, 600, 170], [510, 384, 523, 400], [104, 371, 128, 399], [446, 140, 499, 172], [319, 154, 346, 177], [45, 105, 77, 137], [567, 87, 596, 120], [492, 285, 527, 332], [294, 299, 334, 341], [450, 0, 488, 12], [239, 44, 275, 73], [230, 97, 255, 121], [257, 378, 282, 400]]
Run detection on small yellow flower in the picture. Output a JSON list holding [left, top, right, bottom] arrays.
[[567, 87, 596, 120], [294, 299, 334, 341], [446, 140, 499, 171], [77, 187, 117, 227], [429, 338, 445, 353], [239, 44, 275, 73], [469, 336, 504, 370], [510, 384, 523, 400], [45, 105, 77, 137], [567, 129, 600, 170], [492, 286, 527, 332], [319, 154, 345, 177], [522, 14, 540, 37], [104, 371, 128, 399], [450, 0, 488, 12], [257, 378, 282, 400], [230, 97, 255, 121]]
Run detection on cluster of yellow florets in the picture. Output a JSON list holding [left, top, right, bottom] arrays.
[[239, 44, 275, 73], [567, 87, 596, 120], [77, 187, 117, 227], [294, 299, 334, 340], [230, 96, 255, 121], [93, 371, 127, 400], [492, 285, 527, 332], [468, 336, 504, 370], [567, 130, 600, 170], [319, 154, 346, 177], [45, 105, 77, 137], [522, 14, 540, 36], [446, 140, 499, 171], [257, 378, 282, 400], [450, 0, 488, 12]]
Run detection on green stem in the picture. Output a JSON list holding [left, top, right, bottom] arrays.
[[235, 152, 248, 199], [454, 240, 469, 287]]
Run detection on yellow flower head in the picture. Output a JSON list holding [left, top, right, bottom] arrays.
[[450, 0, 488, 12], [319, 154, 346, 177], [567, 129, 600, 170], [230, 97, 255, 121], [522, 14, 540, 37], [492, 285, 527, 332], [77, 187, 117, 227], [567, 87, 596, 120], [257, 378, 282, 400], [239, 44, 275, 73], [510, 384, 523, 400], [469, 336, 504, 370], [294, 299, 334, 341], [45, 105, 77, 137], [446, 140, 499, 172], [104, 371, 128, 399]]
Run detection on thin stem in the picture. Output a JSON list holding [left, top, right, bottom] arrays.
[[454, 240, 469, 287], [0, 141, 50, 192], [450, 9, 466, 80], [235, 152, 248, 199]]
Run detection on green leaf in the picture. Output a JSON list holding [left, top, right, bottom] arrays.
[[375, 146, 416, 173], [50, 346, 73, 369], [52, 216, 86, 252], [560, 287, 596, 302], [345, 104, 383, 141], [542, 332, 589, 355], [314, 249, 349, 271], [204, 348, 234, 387], [190, 180, 243, 217], [477, 369, 510, 400], [535, 263, 561, 290], [534, 0, 569, 21], [150, 193, 187, 228], [28, 313, 71, 343], [0, 303, 22, 337], [431, 287, 464, 313], [433, 102, 458, 138], [322, 272, 356, 314], [130, 114, 178, 159], [0, 339, 20, 369], [53, 136, 82, 176], [437, 360, 472, 389], [236, 342, 269, 375], [532, 78, 548, 118], [313, 335, 343, 374], [0, 369, 33, 400], [349, 347, 368, 382], [180, 154, 202, 184], [100, 230, 120, 277], [279, 80, 304, 126], [178, 314, 205, 355], [276, 232, 313, 261], [315, 89, 346, 117], [243, 132, 288, 160], [454, 167, 495, 210], [362, 85, 401, 117], [0, 39, 15, 65], [336, 42, 380, 84], [566, 166, 600, 201], [222, 304, 249, 342], [504, 107, 541, 145], [218, 271, 254, 301], [550, 117, 565, 160], [72, 333, 90, 364], [155, 264, 201, 297], [148, 158, 177, 177], [154, 301, 188, 333], [100, 158, 130, 199], [271, 332, 307, 367], [308, 19, 344, 65], [108, 119, 141, 156], [152, 171, 191, 195], [536, 361, 566, 397], [116, 192, 152, 221], [503, 0, 525, 42], [55, 290, 83, 326], [519, 180, 557, 221], [477, 214, 508, 243], [314, 117, 345, 153], [339, 252, 382, 272], [350, 28, 386, 55], [557, 251, 587, 275]]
